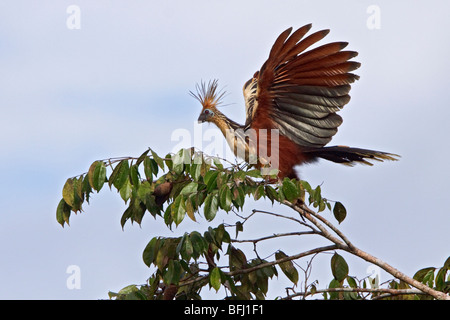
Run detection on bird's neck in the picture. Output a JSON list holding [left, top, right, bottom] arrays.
[[211, 110, 257, 164], [211, 110, 242, 136]]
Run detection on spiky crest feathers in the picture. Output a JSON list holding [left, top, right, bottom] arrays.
[[190, 80, 226, 110]]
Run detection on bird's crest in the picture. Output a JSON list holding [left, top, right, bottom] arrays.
[[190, 80, 226, 108]]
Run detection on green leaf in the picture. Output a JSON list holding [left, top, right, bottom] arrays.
[[129, 199, 146, 225], [253, 184, 265, 201], [246, 169, 262, 178], [219, 184, 232, 211], [200, 158, 211, 177], [190, 163, 202, 181], [282, 178, 299, 202], [413, 267, 435, 282], [62, 177, 83, 212], [185, 196, 196, 222], [214, 224, 229, 246], [171, 260, 182, 284], [275, 250, 299, 284], [443, 256, 450, 269], [232, 186, 245, 209], [164, 204, 173, 227], [204, 193, 219, 221], [73, 177, 84, 212], [142, 237, 158, 267], [144, 157, 158, 180], [136, 149, 150, 166], [176, 233, 186, 255], [210, 267, 222, 291], [423, 269, 435, 287], [313, 185, 322, 205], [82, 175, 92, 203], [235, 221, 243, 238], [56, 198, 71, 227], [190, 231, 207, 258], [181, 234, 194, 260], [88, 161, 107, 192], [213, 158, 223, 170], [164, 260, 182, 285], [62, 178, 75, 207], [344, 290, 359, 300], [109, 160, 130, 190], [171, 195, 186, 226], [120, 206, 133, 228], [119, 179, 132, 203], [216, 172, 229, 189], [191, 153, 203, 178], [129, 164, 141, 187], [435, 267, 448, 291], [264, 185, 279, 204], [347, 276, 358, 288], [229, 246, 247, 270], [117, 284, 139, 296], [300, 180, 312, 193], [137, 180, 152, 203], [333, 202, 347, 224], [145, 194, 161, 217], [331, 253, 349, 282], [328, 278, 341, 300], [318, 199, 326, 212], [172, 149, 188, 175], [143, 157, 152, 180], [155, 240, 169, 270], [180, 182, 198, 196], [151, 149, 165, 170], [204, 171, 219, 192], [414, 267, 436, 288], [164, 153, 173, 171]]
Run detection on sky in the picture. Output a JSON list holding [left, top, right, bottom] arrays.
[[0, 1, 449, 299]]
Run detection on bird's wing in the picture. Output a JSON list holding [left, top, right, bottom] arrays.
[[243, 24, 360, 148]]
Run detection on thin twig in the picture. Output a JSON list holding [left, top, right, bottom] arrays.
[[251, 209, 318, 232], [230, 231, 317, 244], [282, 287, 428, 300], [281, 200, 450, 300], [179, 245, 339, 288]]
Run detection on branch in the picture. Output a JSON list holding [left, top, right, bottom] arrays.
[[251, 209, 317, 231], [179, 245, 339, 289], [230, 231, 317, 244], [283, 287, 427, 300], [229, 245, 338, 277], [281, 200, 350, 249], [284, 201, 450, 301]]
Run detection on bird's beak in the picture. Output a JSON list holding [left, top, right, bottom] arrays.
[[198, 113, 207, 124]]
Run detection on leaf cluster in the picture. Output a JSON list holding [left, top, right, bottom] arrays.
[[57, 148, 347, 229], [57, 148, 450, 300]]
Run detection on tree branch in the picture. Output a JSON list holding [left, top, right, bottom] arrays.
[[283, 287, 427, 300], [179, 245, 339, 289], [230, 231, 318, 244], [283, 201, 450, 300]]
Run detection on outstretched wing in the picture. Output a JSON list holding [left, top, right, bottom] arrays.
[[243, 24, 360, 148]]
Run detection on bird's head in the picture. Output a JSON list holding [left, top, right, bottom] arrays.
[[190, 80, 226, 124]]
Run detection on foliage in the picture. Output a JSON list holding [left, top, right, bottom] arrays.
[[57, 148, 450, 300]]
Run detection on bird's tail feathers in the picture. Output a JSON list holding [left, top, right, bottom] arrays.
[[304, 145, 400, 166]]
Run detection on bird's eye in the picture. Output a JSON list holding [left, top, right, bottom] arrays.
[[204, 109, 214, 116], [204, 109, 209, 114]]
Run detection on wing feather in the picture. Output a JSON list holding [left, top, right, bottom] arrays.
[[244, 24, 360, 147]]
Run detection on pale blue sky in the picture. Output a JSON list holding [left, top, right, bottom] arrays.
[[0, 1, 449, 299]]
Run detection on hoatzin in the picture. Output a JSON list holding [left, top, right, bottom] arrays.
[[192, 24, 399, 180]]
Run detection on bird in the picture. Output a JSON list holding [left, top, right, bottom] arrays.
[[192, 24, 399, 180]]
